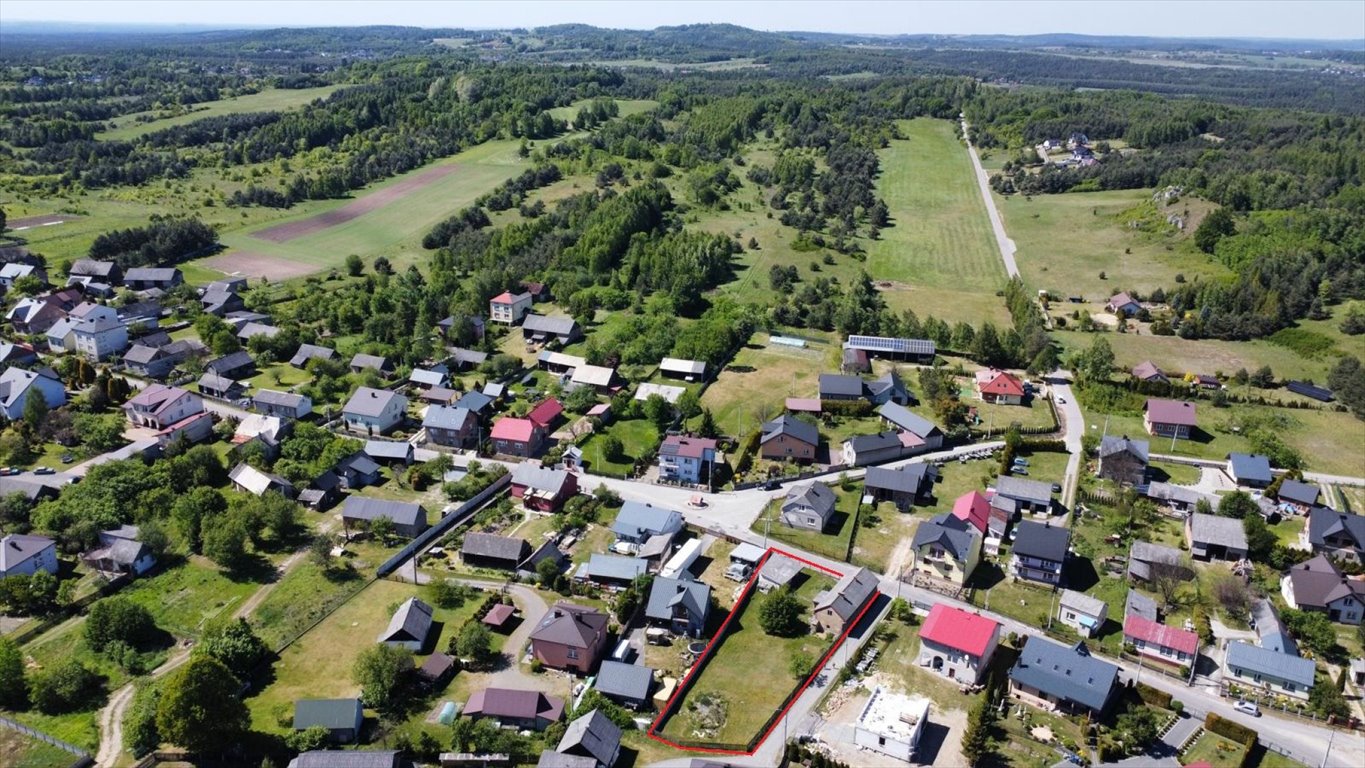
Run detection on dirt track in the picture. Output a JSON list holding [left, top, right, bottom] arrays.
[[7, 214, 79, 231], [250, 164, 461, 243], [201, 251, 322, 281]]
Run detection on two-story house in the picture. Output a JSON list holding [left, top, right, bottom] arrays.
[[122, 384, 205, 430], [1009, 638, 1118, 716], [0, 533, 58, 579], [1302, 506, 1365, 562], [529, 603, 609, 674], [1010, 521, 1069, 586], [422, 405, 477, 448], [0, 367, 66, 421], [510, 463, 579, 513], [490, 291, 534, 325], [908, 513, 981, 586], [780, 482, 837, 532], [657, 435, 718, 486], [1281, 554, 1365, 625], [917, 604, 1000, 685], [341, 387, 407, 435], [65, 302, 128, 360], [1144, 398, 1197, 439], [759, 414, 819, 463], [975, 369, 1026, 405], [645, 577, 710, 638], [1098, 435, 1149, 486]]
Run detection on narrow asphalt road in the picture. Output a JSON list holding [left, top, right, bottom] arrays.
[[961, 114, 1020, 279]]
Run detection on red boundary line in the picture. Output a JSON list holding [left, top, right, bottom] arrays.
[[645, 546, 879, 756]]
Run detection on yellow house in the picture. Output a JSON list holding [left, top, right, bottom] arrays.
[[908, 513, 981, 585]]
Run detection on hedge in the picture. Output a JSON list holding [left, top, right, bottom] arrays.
[[1205, 712, 1257, 746], [1134, 681, 1173, 710], [820, 399, 873, 417]]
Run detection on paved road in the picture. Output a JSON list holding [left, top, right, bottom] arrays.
[[1047, 372, 1085, 511], [961, 115, 1019, 279]]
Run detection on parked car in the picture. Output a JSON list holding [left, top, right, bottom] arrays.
[[1057, 397, 1066, 404], [60, 453, 74, 464], [1011, 467, 1029, 476], [34, 467, 56, 475], [1052, 482, 1063, 493], [763, 480, 782, 491], [1233, 700, 1261, 717], [1013, 458, 1030, 467]]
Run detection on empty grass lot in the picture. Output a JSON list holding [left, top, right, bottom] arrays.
[[699, 334, 838, 439], [752, 486, 861, 561], [1180, 732, 1248, 767], [547, 97, 660, 123], [1055, 329, 1343, 385], [579, 418, 660, 477], [117, 556, 261, 638], [661, 568, 834, 746], [0, 727, 72, 768], [97, 85, 346, 141]]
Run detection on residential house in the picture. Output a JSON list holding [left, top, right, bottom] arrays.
[[447, 346, 488, 371], [229, 463, 295, 498], [592, 662, 654, 712], [253, 389, 312, 419], [45, 316, 76, 353], [611, 501, 684, 546], [342, 387, 408, 435], [335, 452, 382, 490], [461, 533, 531, 571], [909, 513, 981, 586], [289, 752, 405, 768], [423, 405, 477, 448], [520, 280, 550, 302], [1144, 399, 1196, 439], [465, 689, 565, 731], [522, 314, 581, 345], [554, 709, 622, 768], [1009, 638, 1118, 715], [866, 370, 909, 405], [1227, 452, 1273, 488], [659, 357, 707, 382], [1302, 506, 1365, 562], [364, 440, 414, 466], [68, 259, 122, 285], [123, 267, 182, 291], [0, 367, 66, 420], [122, 340, 196, 379], [1123, 615, 1199, 668], [0, 263, 46, 289], [1105, 292, 1141, 316], [290, 343, 335, 368], [197, 372, 244, 400], [645, 577, 710, 638], [843, 335, 936, 364], [122, 384, 202, 429], [0, 343, 37, 366], [841, 431, 916, 467], [876, 403, 944, 452], [7, 287, 81, 334], [490, 415, 545, 457], [233, 414, 287, 458], [759, 414, 819, 463], [200, 284, 245, 317], [574, 554, 648, 590], [1131, 361, 1169, 384], [67, 302, 128, 360], [341, 497, 428, 539], [420, 387, 459, 407], [1281, 554, 1365, 625], [1276, 480, 1321, 514], [1058, 590, 1108, 638], [490, 291, 534, 325], [841, 347, 870, 374], [1125, 590, 1160, 622], [205, 350, 256, 380], [993, 475, 1054, 516], [0, 534, 58, 579], [818, 373, 867, 402], [1222, 641, 1316, 701], [378, 598, 435, 651], [437, 314, 486, 342], [952, 490, 1004, 539], [853, 688, 929, 764], [975, 369, 1026, 405], [349, 354, 392, 376], [657, 435, 718, 486], [293, 698, 364, 744], [865, 463, 937, 510], [1010, 521, 1069, 586], [511, 463, 579, 513], [409, 367, 448, 390], [812, 567, 879, 635], [1098, 436, 1149, 486], [83, 526, 155, 577], [529, 603, 609, 674], [917, 604, 1000, 684], [780, 482, 837, 532], [1185, 513, 1248, 561], [298, 471, 342, 511], [1127, 540, 1190, 584], [1144, 481, 1218, 514]]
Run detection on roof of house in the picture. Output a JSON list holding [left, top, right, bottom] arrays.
[[337, 452, 381, 477], [660, 357, 706, 376], [1128, 540, 1184, 581], [594, 661, 654, 703], [535, 753, 596, 768], [557, 709, 622, 766], [0, 367, 61, 410], [527, 398, 563, 428], [975, 369, 1026, 398], [659, 435, 717, 459], [1145, 398, 1197, 427], [530, 603, 608, 648], [646, 577, 710, 624], [491, 290, 531, 305], [579, 554, 647, 582], [911, 514, 979, 561], [1060, 589, 1107, 618], [461, 532, 529, 562], [124, 267, 181, 282], [229, 463, 292, 496], [343, 387, 406, 418], [952, 491, 993, 535], [783, 481, 837, 517], [1224, 641, 1316, 688], [206, 350, 254, 375], [995, 475, 1054, 506], [1107, 292, 1138, 308], [293, 698, 362, 731], [1124, 614, 1199, 656], [1307, 506, 1365, 550], [253, 389, 308, 409], [491, 416, 535, 443], [1227, 453, 1273, 484], [1125, 590, 1159, 621], [290, 343, 335, 367], [877, 402, 938, 438], [1100, 435, 1150, 463], [920, 604, 1000, 658], [1012, 521, 1070, 562], [364, 440, 413, 461], [341, 496, 426, 528], [449, 346, 488, 366], [1285, 554, 1365, 609], [289, 751, 400, 768], [122, 383, 192, 416], [612, 501, 683, 540], [867, 370, 906, 401], [378, 597, 433, 644], [350, 353, 389, 371], [466, 688, 564, 722], [866, 463, 935, 495], [761, 414, 819, 448], [197, 372, 239, 392], [570, 365, 616, 388], [69, 259, 118, 278], [511, 463, 573, 496], [1131, 361, 1166, 381], [1188, 513, 1248, 550], [845, 431, 904, 454], [813, 567, 878, 622], [1, 533, 55, 571], [760, 554, 802, 587], [1009, 639, 1117, 712], [818, 373, 866, 399], [522, 314, 578, 337], [423, 405, 473, 432], [453, 390, 493, 414], [1277, 480, 1320, 507], [409, 368, 447, 387]]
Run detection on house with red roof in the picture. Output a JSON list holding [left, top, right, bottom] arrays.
[[527, 397, 563, 430], [1122, 614, 1200, 669], [917, 604, 1001, 685], [490, 290, 533, 325], [975, 369, 1026, 405], [1144, 398, 1197, 439], [952, 491, 993, 536], [490, 398, 564, 458]]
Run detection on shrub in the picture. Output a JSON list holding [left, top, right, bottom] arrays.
[[30, 660, 102, 714], [1134, 681, 1172, 709], [1205, 712, 1256, 746]]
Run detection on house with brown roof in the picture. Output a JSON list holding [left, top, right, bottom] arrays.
[[813, 567, 879, 635], [1106, 292, 1141, 316], [529, 603, 609, 674], [975, 369, 1026, 405], [464, 688, 564, 731], [1144, 398, 1196, 439], [1131, 361, 1168, 384], [1281, 554, 1365, 625], [657, 435, 718, 485]]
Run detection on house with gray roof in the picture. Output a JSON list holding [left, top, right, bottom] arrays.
[[364, 439, 414, 465], [349, 353, 392, 375], [611, 501, 684, 545], [1276, 480, 1321, 512], [1227, 452, 1273, 488], [422, 405, 476, 448], [341, 497, 428, 538], [83, 526, 155, 577], [0, 533, 58, 579], [646, 577, 711, 638], [593, 662, 655, 710], [1281, 554, 1365, 625], [865, 463, 937, 510], [759, 414, 819, 463], [522, 314, 581, 344], [1144, 481, 1218, 514], [1303, 506, 1365, 562], [378, 597, 434, 651], [909, 513, 981, 585], [1128, 540, 1190, 583], [448, 346, 488, 370], [1098, 435, 1149, 486], [536, 753, 596, 768], [813, 567, 879, 634], [123, 267, 182, 291], [253, 389, 311, 419], [1058, 590, 1108, 638], [1009, 638, 1117, 715], [205, 349, 255, 379], [575, 554, 648, 589], [556, 708, 622, 767], [993, 475, 1054, 515], [840, 431, 911, 466], [759, 554, 803, 592], [289, 751, 404, 768], [1223, 641, 1316, 701], [461, 532, 531, 571], [293, 698, 364, 743], [335, 452, 381, 490], [877, 402, 943, 448], [780, 481, 837, 532], [1010, 521, 1069, 585], [1185, 513, 1248, 561], [197, 372, 244, 400], [290, 343, 335, 368], [866, 369, 909, 405], [342, 387, 408, 435], [818, 373, 867, 401]]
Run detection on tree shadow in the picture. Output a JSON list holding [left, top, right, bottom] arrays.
[[968, 561, 1007, 591], [1064, 556, 1100, 592], [223, 553, 279, 584]]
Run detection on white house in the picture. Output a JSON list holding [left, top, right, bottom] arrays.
[[122, 384, 204, 430], [0, 367, 67, 420], [341, 387, 408, 435], [0, 533, 58, 579], [853, 687, 929, 764], [68, 302, 129, 361], [1058, 590, 1109, 638], [917, 604, 1001, 685], [490, 291, 533, 325]]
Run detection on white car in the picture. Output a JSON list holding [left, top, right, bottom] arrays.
[[1233, 700, 1261, 717]]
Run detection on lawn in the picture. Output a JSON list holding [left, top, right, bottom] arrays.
[[849, 500, 915, 573], [546, 97, 660, 123], [118, 556, 261, 639], [0, 727, 74, 768], [660, 568, 835, 746], [249, 561, 373, 650], [1180, 732, 1248, 767], [995, 187, 1228, 300], [752, 485, 861, 562], [1056, 328, 1342, 387], [245, 578, 480, 734], [699, 334, 836, 439], [98, 85, 347, 141], [578, 418, 660, 477], [970, 396, 1058, 433], [243, 362, 313, 391]]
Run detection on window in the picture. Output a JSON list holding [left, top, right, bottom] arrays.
[[567, 648, 578, 660]]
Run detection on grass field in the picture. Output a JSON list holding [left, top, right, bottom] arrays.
[[117, 556, 260, 638], [661, 568, 834, 746], [547, 98, 660, 123], [699, 334, 837, 438], [1180, 732, 1247, 767], [578, 418, 660, 477], [249, 560, 373, 649], [98, 85, 346, 141], [996, 187, 1227, 299], [1056, 328, 1343, 384], [752, 486, 860, 561], [0, 727, 73, 768]]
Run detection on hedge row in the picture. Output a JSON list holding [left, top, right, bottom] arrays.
[[1205, 712, 1257, 746], [1134, 681, 1173, 710], [820, 399, 873, 417]]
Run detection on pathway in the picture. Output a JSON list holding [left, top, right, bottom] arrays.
[[960, 115, 1019, 279]]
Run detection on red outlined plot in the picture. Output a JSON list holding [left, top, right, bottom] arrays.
[[646, 546, 879, 756]]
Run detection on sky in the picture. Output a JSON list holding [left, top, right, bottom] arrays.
[[1, 0, 1362, 40]]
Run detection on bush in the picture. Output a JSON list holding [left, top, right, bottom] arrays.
[[86, 598, 157, 653], [1134, 681, 1173, 709], [759, 588, 805, 637], [30, 660, 103, 714], [1205, 712, 1256, 746], [819, 400, 873, 417]]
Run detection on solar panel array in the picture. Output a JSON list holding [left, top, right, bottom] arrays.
[[846, 335, 936, 356]]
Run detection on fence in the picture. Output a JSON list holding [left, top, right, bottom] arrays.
[[376, 472, 511, 578], [732, 465, 851, 492], [130, 750, 190, 768], [0, 714, 93, 765]]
